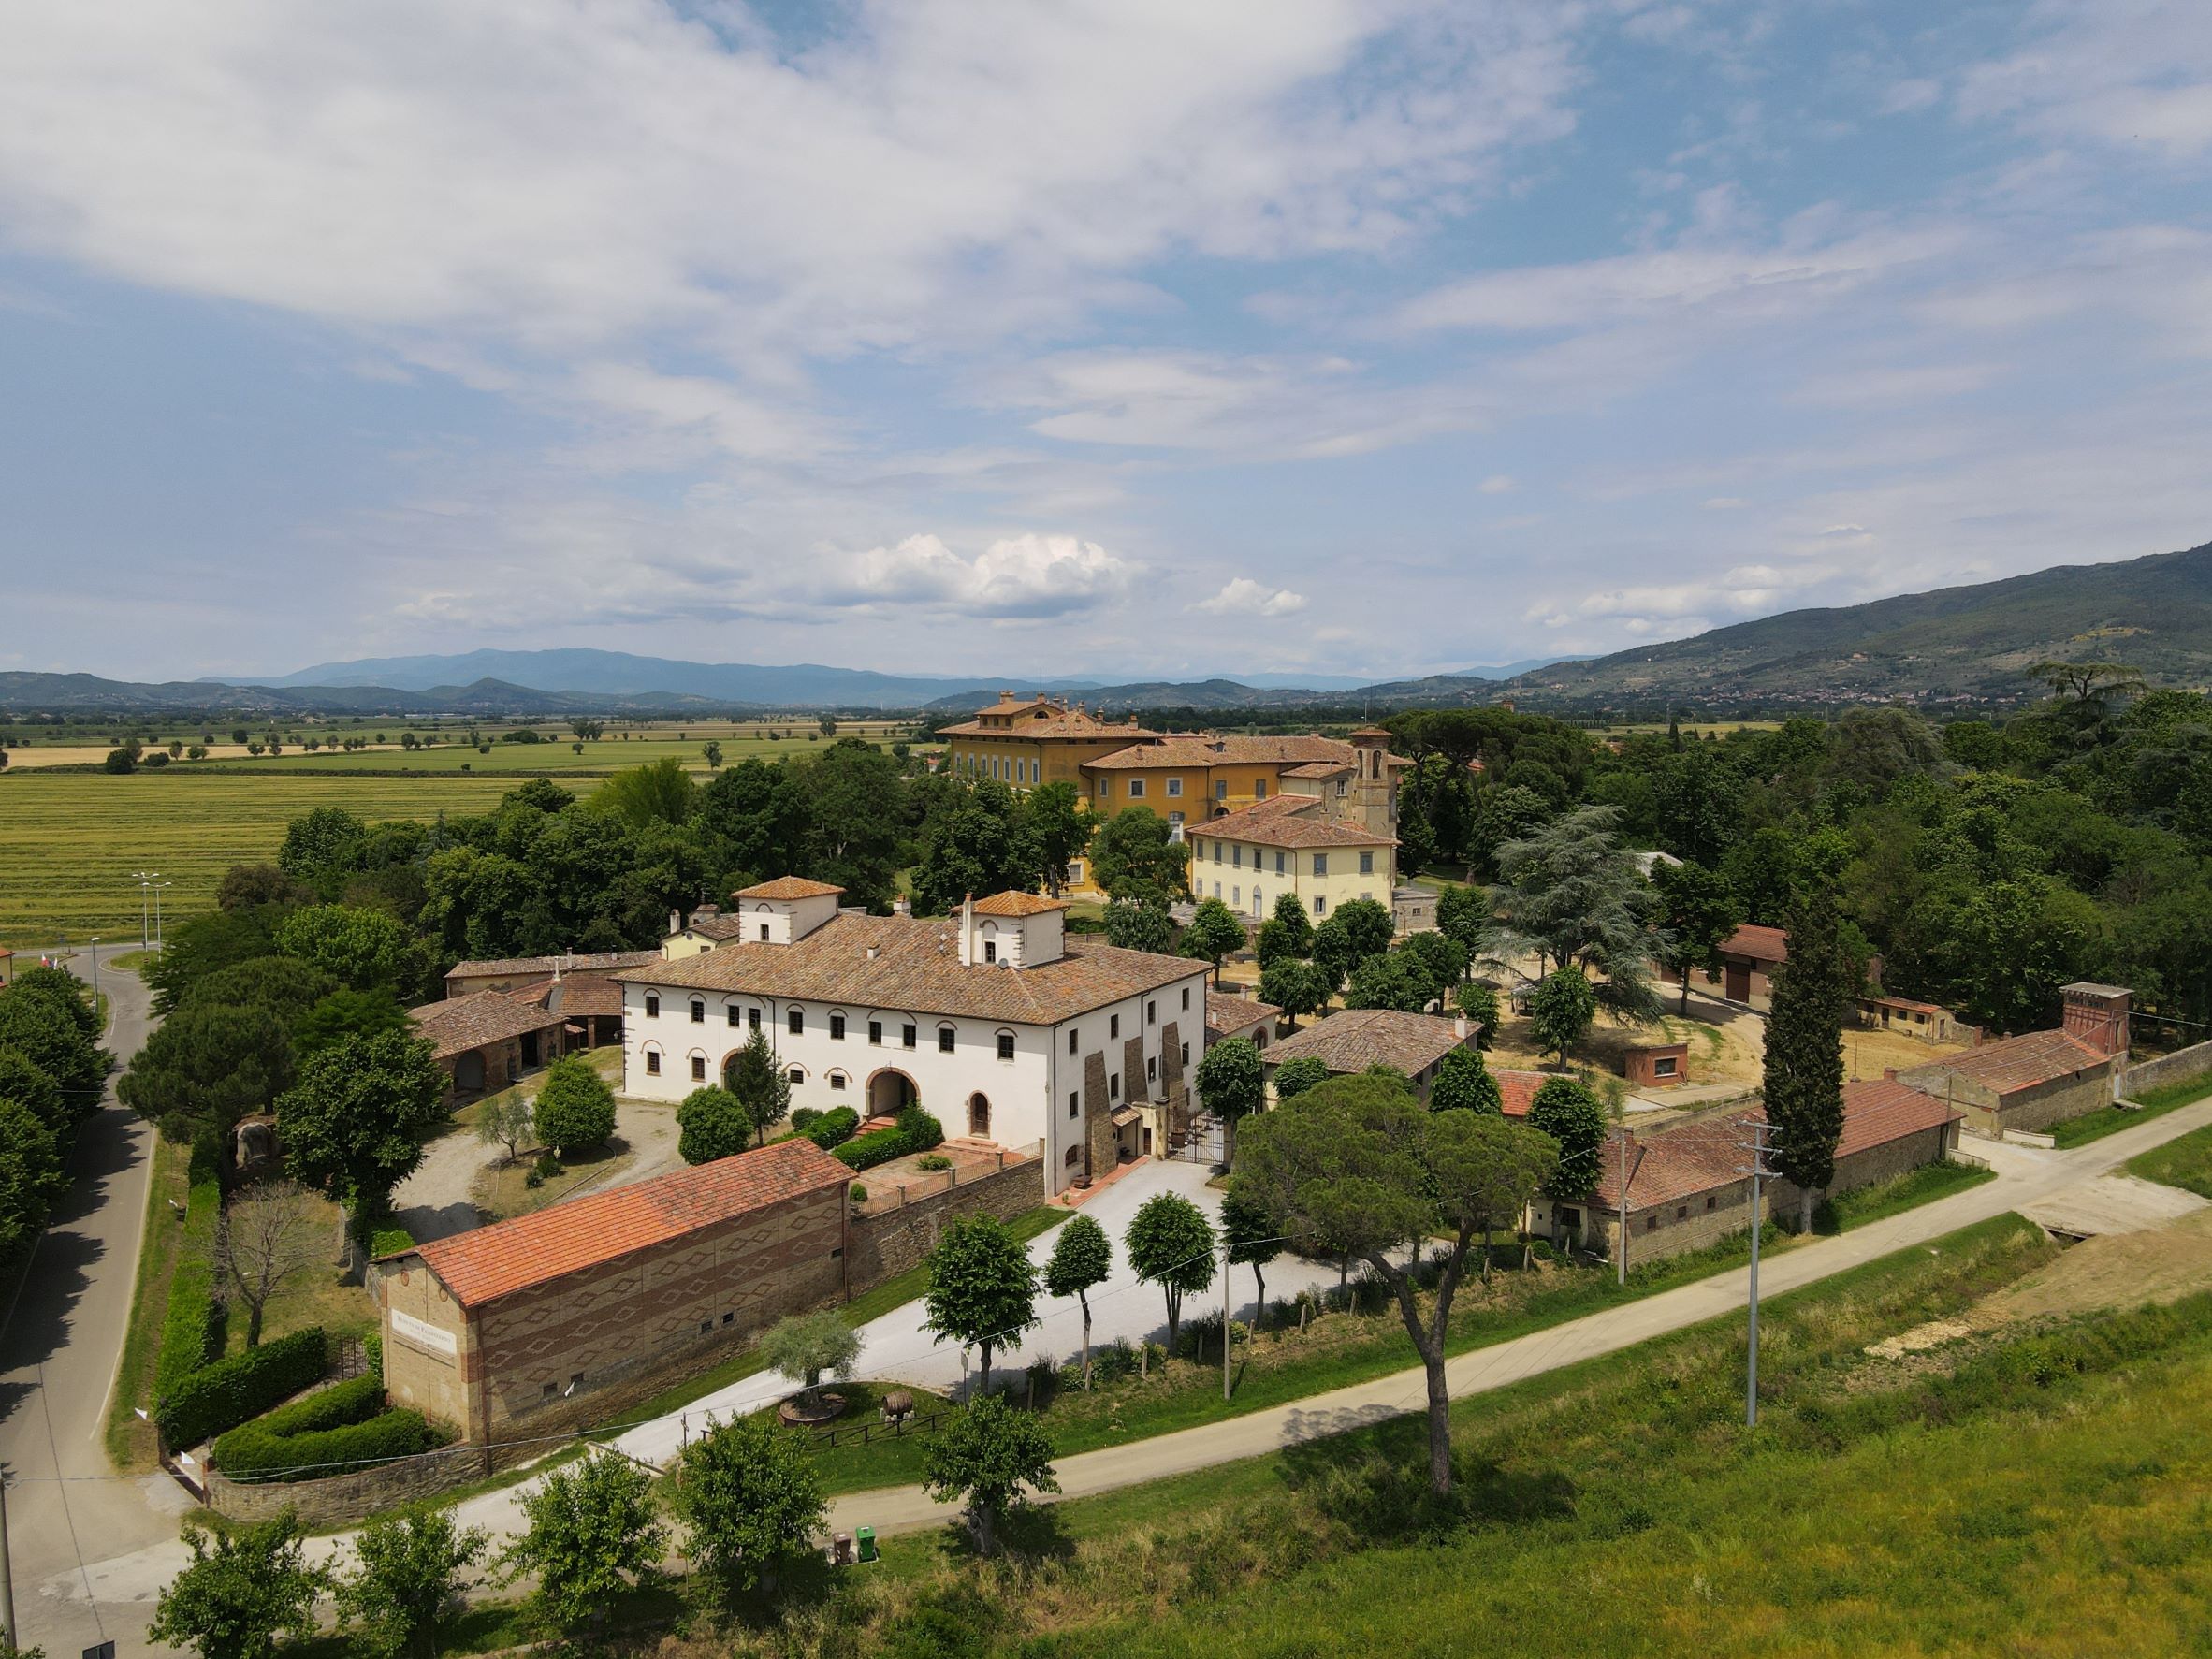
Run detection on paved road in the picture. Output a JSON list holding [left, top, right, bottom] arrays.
[[37, 1088, 2212, 1636], [0, 944, 188, 1659]]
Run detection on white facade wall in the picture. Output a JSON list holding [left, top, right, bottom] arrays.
[[620, 967, 1208, 1191], [1187, 832, 1393, 923]]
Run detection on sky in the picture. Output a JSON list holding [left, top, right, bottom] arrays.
[[3, 0, 2211, 685]]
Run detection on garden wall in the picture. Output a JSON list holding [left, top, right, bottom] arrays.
[[846, 1155, 1041, 1287], [2122, 1039, 2212, 1101], [204, 1439, 482, 1527]]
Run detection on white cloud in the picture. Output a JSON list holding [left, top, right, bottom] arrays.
[[1958, 0, 2212, 160], [1195, 577, 1308, 618], [839, 532, 1134, 618], [1703, 496, 1746, 509], [1478, 473, 1516, 493]]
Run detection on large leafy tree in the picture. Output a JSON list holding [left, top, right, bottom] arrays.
[[1234, 1074, 1558, 1494], [1101, 900, 1176, 953], [723, 1026, 791, 1146], [290, 987, 411, 1059], [147, 1512, 330, 1659], [1024, 780, 1091, 896], [673, 1415, 827, 1604], [0, 1097, 65, 1256], [922, 1213, 1040, 1393], [586, 757, 700, 829], [791, 739, 909, 910], [1526, 1076, 1607, 1200], [274, 904, 430, 997], [119, 1002, 291, 1164], [8, 964, 98, 1041], [277, 805, 369, 896], [1258, 957, 1330, 1030], [506, 1452, 667, 1639], [336, 1509, 489, 1659], [1429, 1044, 1502, 1114], [1182, 897, 1246, 985], [695, 757, 807, 892], [677, 1084, 750, 1165], [0, 985, 105, 1124], [181, 956, 339, 1025], [757, 1310, 862, 1404], [1272, 1055, 1331, 1100], [1453, 982, 1501, 1048], [1219, 1190, 1281, 1320], [1343, 949, 1440, 1013], [144, 908, 281, 1014], [1312, 897, 1395, 987], [911, 779, 1044, 915], [1041, 1213, 1112, 1389], [921, 1395, 1060, 1558], [0, 1047, 67, 1141], [1087, 808, 1191, 908], [1194, 1035, 1265, 1167], [277, 1028, 445, 1251], [1433, 883, 1491, 959], [531, 1055, 618, 1154], [1490, 805, 1661, 1021], [1764, 885, 1854, 1230], [1526, 966, 1597, 1065], [1125, 1191, 1215, 1353], [1652, 859, 1743, 1013], [1256, 889, 1316, 966]]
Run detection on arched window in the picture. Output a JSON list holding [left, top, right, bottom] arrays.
[[642, 1042, 663, 1077], [828, 1070, 850, 1092], [982, 922, 998, 965], [689, 1052, 706, 1081]]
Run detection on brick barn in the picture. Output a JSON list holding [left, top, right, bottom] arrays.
[[374, 1138, 851, 1448], [408, 991, 570, 1106]]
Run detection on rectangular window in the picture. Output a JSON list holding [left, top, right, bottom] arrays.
[[831, 1072, 847, 1090], [1232, 844, 1242, 867], [1096, 779, 1109, 800], [1069, 1028, 1079, 1054], [1211, 841, 1222, 864], [748, 1007, 761, 1031], [1232, 886, 1241, 906], [1147, 1055, 1157, 1081], [939, 1026, 955, 1054], [1180, 1041, 1190, 1065], [1359, 851, 1374, 876], [1128, 779, 1146, 799], [1254, 779, 1267, 799], [984, 939, 997, 964], [903, 1024, 917, 1049], [1274, 851, 1286, 875], [1069, 859, 1085, 882], [1215, 780, 1228, 799], [1166, 777, 1184, 797], [1069, 1092, 1080, 1119], [1110, 1013, 1120, 1038], [759, 924, 770, 941], [1146, 999, 1156, 1024], [646, 1050, 662, 1075], [829, 1012, 846, 1041], [1213, 880, 1222, 899], [726, 1005, 741, 1027], [691, 1055, 706, 1080], [868, 1020, 882, 1045], [1182, 987, 1190, 1010], [1313, 853, 1329, 876], [1110, 1072, 1121, 1099], [645, 993, 660, 1019], [788, 1009, 804, 1035], [1313, 895, 1327, 915], [690, 999, 705, 1024], [997, 1032, 1014, 1061]]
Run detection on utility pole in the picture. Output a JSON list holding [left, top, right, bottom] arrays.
[[153, 876, 171, 949], [1741, 1119, 1777, 1427], [0, 1470, 15, 1651], [1615, 1126, 1646, 1288], [133, 868, 160, 948], [90, 935, 101, 1013], [1222, 1243, 1232, 1402]]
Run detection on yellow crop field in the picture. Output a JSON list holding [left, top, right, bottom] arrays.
[[0, 771, 548, 947]]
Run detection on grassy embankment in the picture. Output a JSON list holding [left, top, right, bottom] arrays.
[[2051, 1069, 2212, 1148], [2125, 1122, 2212, 1199], [105, 1133, 197, 1467], [327, 1210, 2212, 1656]]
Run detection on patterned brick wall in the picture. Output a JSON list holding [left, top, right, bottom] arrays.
[[1083, 1052, 1114, 1178]]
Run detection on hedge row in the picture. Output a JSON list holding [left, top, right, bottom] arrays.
[[211, 1373, 444, 1483], [833, 1106, 945, 1171], [158, 1325, 329, 1450], [804, 1106, 860, 1150], [153, 1143, 226, 1413]]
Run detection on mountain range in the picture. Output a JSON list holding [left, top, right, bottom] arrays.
[[4, 541, 2204, 719]]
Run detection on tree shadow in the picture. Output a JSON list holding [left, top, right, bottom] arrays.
[[1277, 1414, 1578, 1543]]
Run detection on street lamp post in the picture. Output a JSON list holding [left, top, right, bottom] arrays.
[[90, 936, 100, 1011], [153, 878, 172, 950]]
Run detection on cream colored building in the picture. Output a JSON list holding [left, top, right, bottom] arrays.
[[1186, 794, 1396, 922]]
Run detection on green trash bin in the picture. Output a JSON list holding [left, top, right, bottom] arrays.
[[856, 1525, 878, 1563]]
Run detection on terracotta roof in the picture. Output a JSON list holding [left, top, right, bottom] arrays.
[[1494, 1068, 1549, 1117], [1722, 924, 1789, 965], [404, 1138, 851, 1307], [1200, 795, 1394, 850], [734, 876, 844, 900], [971, 891, 1069, 918], [1909, 1028, 2113, 1095], [523, 973, 625, 1019], [1266, 1010, 1467, 1077], [445, 950, 657, 982], [1865, 993, 1946, 1016], [613, 912, 1205, 1026], [683, 914, 752, 941], [1083, 735, 1361, 771], [1282, 760, 1352, 779], [407, 991, 566, 1062], [1835, 1077, 1964, 1157], [1206, 991, 1279, 1035]]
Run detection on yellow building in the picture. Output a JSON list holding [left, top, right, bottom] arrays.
[[1084, 727, 1405, 836], [1186, 796, 1396, 922], [939, 692, 1159, 789]]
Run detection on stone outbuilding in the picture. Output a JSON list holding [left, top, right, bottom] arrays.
[[1392, 883, 1439, 935], [1687, 924, 1789, 1008], [443, 950, 659, 998], [511, 972, 626, 1049], [1262, 1008, 1478, 1102], [375, 1137, 851, 1447], [1857, 993, 1968, 1043], [1205, 990, 1279, 1052], [408, 991, 571, 1105], [1623, 1041, 1691, 1088], [1896, 1027, 2121, 1138]]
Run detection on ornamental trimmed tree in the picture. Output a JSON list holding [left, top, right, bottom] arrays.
[[1194, 1034, 1265, 1168], [1041, 1212, 1112, 1390], [1265, 890, 1315, 958], [1258, 957, 1331, 1030], [1429, 1044, 1502, 1115], [1764, 884, 1853, 1230], [1182, 897, 1246, 985], [1219, 1190, 1280, 1323], [757, 1309, 862, 1404], [531, 1055, 618, 1155], [1527, 966, 1597, 1066], [673, 1415, 827, 1605], [506, 1452, 667, 1640], [922, 1214, 1039, 1394], [1454, 982, 1501, 1048], [1272, 1055, 1330, 1101], [677, 1084, 750, 1165], [921, 1395, 1060, 1559], [1126, 1191, 1215, 1353], [1101, 898, 1176, 954], [118, 1000, 289, 1166], [1527, 1076, 1607, 1200], [1652, 858, 1744, 1014], [148, 1512, 330, 1659]]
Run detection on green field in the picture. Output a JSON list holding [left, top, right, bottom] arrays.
[[0, 770, 537, 946], [191, 728, 891, 776]]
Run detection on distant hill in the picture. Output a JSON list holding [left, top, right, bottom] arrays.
[[0, 673, 720, 718], [1501, 539, 2212, 709]]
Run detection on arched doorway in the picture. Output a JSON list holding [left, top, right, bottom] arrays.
[[867, 1068, 917, 1118], [968, 1092, 992, 1138]]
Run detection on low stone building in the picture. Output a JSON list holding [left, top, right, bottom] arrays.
[[1895, 985, 2129, 1137], [444, 950, 659, 998], [1530, 1079, 1966, 1261], [512, 972, 626, 1048], [408, 991, 570, 1104], [1682, 924, 1789, 1008], [1392, 883, 1438, 935], [1262, 1008, 1477, 1102], [1205, 990, 1279, 1052], [1857, 993, 1967, 1044], [375, 1138, 851, 1447], [1623, 1041, 1690, 1087]]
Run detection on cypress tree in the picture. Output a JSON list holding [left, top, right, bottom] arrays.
[[1764, 884, 1851, 1230]]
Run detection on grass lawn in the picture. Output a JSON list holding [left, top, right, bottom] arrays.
[[2051, 1069, 2212, 1147], [473, 1142, 635, 1221], [105, 1133, 196, 1468], [2124, 1122, 2212, 1199], [108, 947, 157, 975], [1817, 1158, 1997, 1232]]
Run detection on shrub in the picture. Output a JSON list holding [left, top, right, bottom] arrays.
[[532, 1057, 617, 1154], [159, 1326, 328, 1449], [850, 1182, 868, 1204], [154, 1144, 226, 1413], [370, 1226, 415, 1258], [523, 1170, 543, 1189], [791, 1107, 822, 1130], [804, 1106, 860, 1149], [532, 1151, 563, 1179], [832, 1105, 947, 1171], [364, 1332, 384, 1383], [211, 1373, 443, 1482], [897, 1104, 945, 1152], [916, 1153, 952, 1171]]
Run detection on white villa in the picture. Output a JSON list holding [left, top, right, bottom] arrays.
[[612, 878, 1210, 1193]]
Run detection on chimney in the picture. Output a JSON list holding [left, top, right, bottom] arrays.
[[893, 895, 911, 918], [2060, 982, 2132, 1058], [668, 907, 681, 936], [1883, 1067, 1897, 1082], [1454, 1013, 1469, 1041]]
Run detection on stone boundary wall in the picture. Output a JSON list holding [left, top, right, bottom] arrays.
[[2123, 1039, 2212, 1101], [846, 1157, 1041, 1288], [204, 1440, 483, 1527]]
